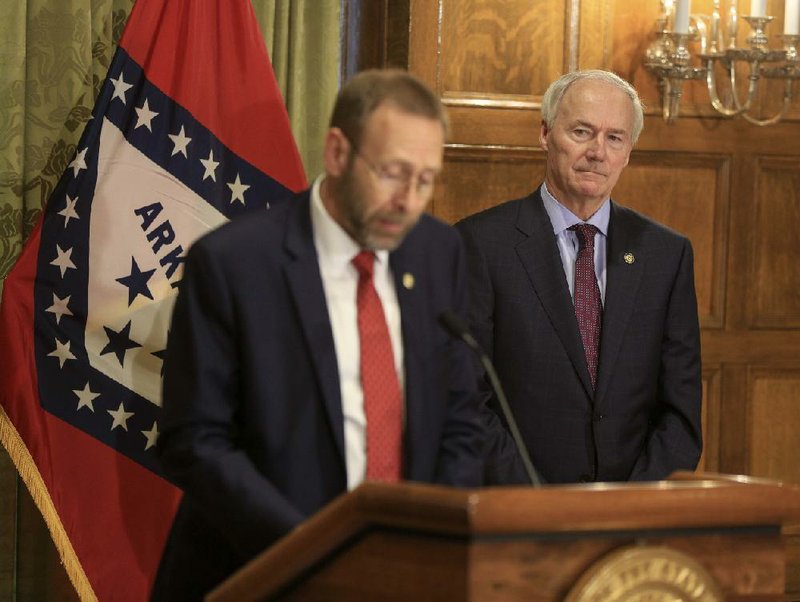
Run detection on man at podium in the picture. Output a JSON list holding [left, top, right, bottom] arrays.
[[151, 70, 487, 599]]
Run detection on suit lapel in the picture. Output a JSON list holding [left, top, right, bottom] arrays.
[[515, 192, 595, 396], [283, 194, 346, 462], [595, 202, 645, 406], [389, 239, 429, 477]]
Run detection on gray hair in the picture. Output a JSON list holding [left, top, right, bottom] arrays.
[[540, 70, 644, 144]]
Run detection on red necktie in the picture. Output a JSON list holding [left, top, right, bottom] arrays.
[[352, 251, 403, 482], [569, 224, 602, 389]]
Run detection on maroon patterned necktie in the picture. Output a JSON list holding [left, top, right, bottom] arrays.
[[568, 224, 602, 389], [352, 251, 403, 482]]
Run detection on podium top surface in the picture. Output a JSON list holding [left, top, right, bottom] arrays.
[[330, 473, 800, 535], [207, 473, 800, 601]]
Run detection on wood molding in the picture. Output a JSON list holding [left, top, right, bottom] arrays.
[[341, 0, 411, 77], [699, 365, 722, 474]]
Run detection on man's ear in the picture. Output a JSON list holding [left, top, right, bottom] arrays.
[[539, 120, 550, 151], [323, 128, 350, 177]]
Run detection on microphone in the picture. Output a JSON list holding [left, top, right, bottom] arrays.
[[439, 310, 542, 487]]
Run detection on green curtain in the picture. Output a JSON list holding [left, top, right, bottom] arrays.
[[0, 1, 340, 598], [253, 0, 342, 180], [0, 0, 136, 297]]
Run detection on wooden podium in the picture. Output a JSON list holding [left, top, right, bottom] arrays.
[[208, 473, 800, 601]]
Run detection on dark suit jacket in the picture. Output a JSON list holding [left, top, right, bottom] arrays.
[[152, 191, 484, 599], [456, 188, 702, 485]]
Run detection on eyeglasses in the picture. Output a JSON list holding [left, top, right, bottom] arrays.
[[342, 132, 438, 200]]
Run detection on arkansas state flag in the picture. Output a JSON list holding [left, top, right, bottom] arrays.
[[0, 0, 306, 600]]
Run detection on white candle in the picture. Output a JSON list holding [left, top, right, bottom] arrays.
[[750, 0, 767, 17], [728, 4, 739, 44], [785, 0, 800, 34], [674, 0, 691, 33]]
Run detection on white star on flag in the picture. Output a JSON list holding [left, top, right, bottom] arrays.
[[141, 422, 159, 450], [46, 293, 73, 324], [57, 194, 80, 227], [227, 173, 250, 205], [110, 73, 134, 104], [200, 149, 219, 181], [168, 125, 192, 157], [68, 148, 88, 177], [50, 245, 77, 278], [48, 338, 76, 368], [134, 98, 159, 131], [108, 403, 135, 431], [73, 383, 100, 412]]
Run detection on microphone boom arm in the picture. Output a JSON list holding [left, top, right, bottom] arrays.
[[478, 353, 542, 487], [439, 310, 542, 487]]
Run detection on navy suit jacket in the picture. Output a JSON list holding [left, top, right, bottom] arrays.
[[456, 188, 702, 485], [152, 191, 484, 599]]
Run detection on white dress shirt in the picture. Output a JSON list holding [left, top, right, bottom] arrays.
[[310, 176, 405, 490]]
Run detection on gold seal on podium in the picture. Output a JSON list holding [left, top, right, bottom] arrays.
[[565, 545, 723, 602]]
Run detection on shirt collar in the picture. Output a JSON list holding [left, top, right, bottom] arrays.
[[540, 182, 610, 237]]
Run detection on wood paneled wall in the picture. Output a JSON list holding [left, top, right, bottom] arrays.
[[364, 0, 800, 483], [347, 0, 800, 590]]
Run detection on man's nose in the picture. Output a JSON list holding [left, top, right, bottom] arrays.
[[391, 175, 427, 211], [586, 135, 607, 160]]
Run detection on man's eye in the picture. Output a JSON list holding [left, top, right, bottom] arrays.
[[380, 165, 408, 181], [418, 174, 436, 189]]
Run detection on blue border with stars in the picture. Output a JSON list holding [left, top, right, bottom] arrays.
[[33, 47, 293, 474]]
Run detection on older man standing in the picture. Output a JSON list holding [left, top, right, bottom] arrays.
[[457, 70, 702, 485]]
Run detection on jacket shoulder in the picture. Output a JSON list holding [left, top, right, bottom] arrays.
[[406, 212, 462, 249], [456, 193, 534, 229], [191, 191, 307, 258], [611, 202, 692, 246]]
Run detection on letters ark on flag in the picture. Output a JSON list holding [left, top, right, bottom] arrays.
[[0, 0, 306, 600]]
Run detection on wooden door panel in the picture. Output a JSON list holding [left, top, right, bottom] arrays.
[[440, 0, 566, 98], [747, 368, 800, 482], [750, 157, 800, 328], [614, 152, 730, 327]]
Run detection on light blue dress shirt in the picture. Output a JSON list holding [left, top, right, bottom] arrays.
[[540, 182, 609, 305]]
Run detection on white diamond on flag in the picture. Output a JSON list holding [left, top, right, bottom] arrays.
[[85, 117, 226, 406]]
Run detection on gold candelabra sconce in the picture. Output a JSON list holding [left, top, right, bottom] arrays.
[[645, 0, 800, 125]]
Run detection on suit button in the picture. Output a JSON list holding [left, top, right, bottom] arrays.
[[595, 414, 604, 421]]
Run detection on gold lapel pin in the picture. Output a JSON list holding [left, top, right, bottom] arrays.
[[623, 252, 635, 264], [402, 272, 415, 290]]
